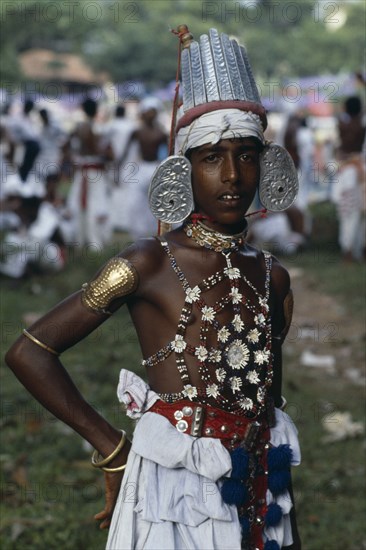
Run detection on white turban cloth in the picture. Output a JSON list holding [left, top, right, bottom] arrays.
[[175, 109, 265, 155], [139, 96, 162, 114]]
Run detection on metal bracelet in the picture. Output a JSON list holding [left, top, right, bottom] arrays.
[[22, 329, 59, 356]]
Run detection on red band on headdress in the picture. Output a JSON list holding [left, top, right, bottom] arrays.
[[176, 101, 268, 134]]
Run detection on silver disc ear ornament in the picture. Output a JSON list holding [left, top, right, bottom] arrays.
[[259, 143, 299, 212], [148, 156, 194, 223]]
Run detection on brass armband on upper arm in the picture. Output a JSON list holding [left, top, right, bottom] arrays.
[[81, 257, 138, 315], [280, 289, 294, 341]]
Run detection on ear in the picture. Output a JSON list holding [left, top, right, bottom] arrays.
[[258, 142, 299, 212], [148, 156, 194, 223]]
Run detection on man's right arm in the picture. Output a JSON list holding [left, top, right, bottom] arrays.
[[5, 255, 139, 459]]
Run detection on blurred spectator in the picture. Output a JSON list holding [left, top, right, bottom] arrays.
[[283, 113, 301, 169], [103, 104, 136, 167], [338, 96, 365, 155], [0, 177, 66, 279], [332, 96, 366, 261], [6, 100, 41, 182], [101, 104, 137, 232], [64, 97, 113, 249], [248, 208, 307, 256], [255, 112, 311, 254], [118, 97, 167, 238], [36, 108, 66, 180], [297, 116, 315, 202], [0, 124, 23, 231]]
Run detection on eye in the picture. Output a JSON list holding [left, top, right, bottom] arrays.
[[239, 153, 254, 163], [203, 153, 220, 163]]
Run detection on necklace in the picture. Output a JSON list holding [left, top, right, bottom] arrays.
[[184, 219, 248, 253], [145, 238, 273, 417]]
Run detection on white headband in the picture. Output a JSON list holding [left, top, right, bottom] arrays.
[[175, 108, 265, 155]]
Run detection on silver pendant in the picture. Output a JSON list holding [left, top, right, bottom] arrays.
[[148, 156, 194, 224], [259, 143, 299, 212]]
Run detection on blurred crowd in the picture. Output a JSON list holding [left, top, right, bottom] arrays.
[[0, 91, 365, 280], [249, 94, 366, 261], [0, 95, 168, 278]]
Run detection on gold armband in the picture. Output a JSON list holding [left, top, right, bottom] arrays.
[[81, 257, 138, 314], [280, 289, 294, 341]]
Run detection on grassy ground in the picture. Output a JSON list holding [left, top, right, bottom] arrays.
[[279, 202, 366, 550], [1, 205, 365, 549]]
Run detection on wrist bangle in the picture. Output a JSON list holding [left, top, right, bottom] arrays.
[[91, 430, 126, 468], [102, 462, 127, 473], [23, 329, 59, 356]]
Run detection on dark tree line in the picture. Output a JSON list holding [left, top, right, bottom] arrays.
[[1, 0, 364, 87]]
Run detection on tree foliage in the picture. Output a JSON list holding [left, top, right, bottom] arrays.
[[1, 0, 364, 87]]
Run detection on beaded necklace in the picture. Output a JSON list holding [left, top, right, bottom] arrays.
[[142, 229, 273, 417], [183, 219, 248, 252]]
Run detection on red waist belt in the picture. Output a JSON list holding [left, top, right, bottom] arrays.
[[76, 163, 105, 209], [149, 399, 268, 451]]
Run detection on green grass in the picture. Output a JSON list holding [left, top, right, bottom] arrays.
[[1, 236, 140, 549], [1, 219, 365, 549], [282, 368, 365, 550], [285, 250, 366, 323]]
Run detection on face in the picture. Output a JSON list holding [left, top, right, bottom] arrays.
[[141, 108, 157, 124], [189, 137, 261, 233]]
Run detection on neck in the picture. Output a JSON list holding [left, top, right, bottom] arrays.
[[184, 217, 248, 253], [191, 213, 248, 236]]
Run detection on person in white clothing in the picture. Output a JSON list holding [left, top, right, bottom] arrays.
[[118, 97, 167, 238], [64, 98, 113, 249], [0, 177, 65, 278], [102, 104, 137, 232], [332, 96, 365, 261]]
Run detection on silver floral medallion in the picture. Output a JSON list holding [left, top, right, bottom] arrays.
[[225, 339, 250, 369], [259, 143, 299, 211], [148, 155, 194, 223]]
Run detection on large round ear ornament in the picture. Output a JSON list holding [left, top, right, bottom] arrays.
[[148, 155, 194, 223], [259, 143, 299, 212]]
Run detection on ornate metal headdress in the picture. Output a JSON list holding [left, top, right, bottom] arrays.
[[149, 26, 299, 228], [177, 28, 266, 130]]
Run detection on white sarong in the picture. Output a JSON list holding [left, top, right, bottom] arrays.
[[107, 370, 301, 550]]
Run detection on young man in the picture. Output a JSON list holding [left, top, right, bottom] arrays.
[[6, 28, 301, 549], [332, 95, 366, 262], [118, 97, 168, 238], [64, 97, 113, 249]]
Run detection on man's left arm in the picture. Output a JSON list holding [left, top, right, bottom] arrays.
[[270, 263, 301, 550]]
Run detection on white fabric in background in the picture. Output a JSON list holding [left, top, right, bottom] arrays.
[[67, 166, 112, 248]]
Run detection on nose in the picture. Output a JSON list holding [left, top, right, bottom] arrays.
[[221, 154, 239, 185]]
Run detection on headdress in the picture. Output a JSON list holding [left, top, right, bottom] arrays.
[[138, 96, 162, 115], [149, 26, 298, 228]]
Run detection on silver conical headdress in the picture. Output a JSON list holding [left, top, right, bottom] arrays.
[[177, 28, 267, 132], [149, 26, 298, 226]]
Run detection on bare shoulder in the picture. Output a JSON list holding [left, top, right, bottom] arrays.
[[239, 245, 290, 300], [269, 254, 291, 302], [116, 236, 166, 290]]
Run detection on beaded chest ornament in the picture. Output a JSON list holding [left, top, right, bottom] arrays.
[[143, 220, 274, 418]]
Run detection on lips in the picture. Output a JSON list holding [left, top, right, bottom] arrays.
[[218, 192, 243, 207], [220, 193, 241, 200]]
